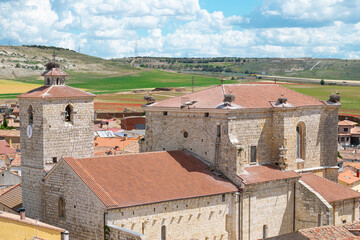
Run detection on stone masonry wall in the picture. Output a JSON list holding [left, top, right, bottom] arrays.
[[295, 180, 332, 230], [107, 193, 238, 240], [19, 97, 94, 220], [42, 99, 94, 167], [43, 160, 106, 240], [240, 180, 296, 240], [142, 105, 339, 183], [333, 199, 359, 225]]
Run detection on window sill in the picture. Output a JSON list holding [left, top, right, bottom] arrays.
[[296, 158, 305, 163]]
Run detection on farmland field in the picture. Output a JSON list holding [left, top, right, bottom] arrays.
[[284, 84, 360, 115]]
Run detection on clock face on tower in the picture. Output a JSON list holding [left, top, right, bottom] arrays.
[[26, 125, 33, 138]]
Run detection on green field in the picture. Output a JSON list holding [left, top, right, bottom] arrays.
[[65, 70, 233, 94], [285, 84, 360, 115]]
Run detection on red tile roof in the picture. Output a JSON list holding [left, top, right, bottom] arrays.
[[17, 85, 95, 99], [338, 120, 358, 126], [41, 68, 68, 76], [63, 150, 237, 208], [296, 221, 360, 240], [338, 169, 360, 185], [0, 184, 22, 210], [344, 161, 360, 168], [0, 130, 19, 137], [300, 173, 360, 203], [0, 140, 17, 155], [238, 164, 299, 185], [149, 84, 326, 109]]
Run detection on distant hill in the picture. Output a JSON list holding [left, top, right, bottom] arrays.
[[130, 57, 360, 81], [0, 45, 137, 80]]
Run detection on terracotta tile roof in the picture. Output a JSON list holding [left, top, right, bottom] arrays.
[[238, 164, 299, 185], [0, 130, 19, 137], [300, 173, 360, 203], [351, 127, 360, 134], [0, 186, 15, 195], [17, 85, 95, 99], [149, 84, 325, 109], [297, 222, 360, 240], [339, 120, 358, 126], [338, 169, 360, 185], [63, 150, 238, 208], [94, 138, 138, 149], [344, 161, 360, 169], [0, 184, 22, 210], [41, 68, 68, 76], [0, 210, 65, 232], [0, 140, 17, 155], [341, 152, 360, 161]]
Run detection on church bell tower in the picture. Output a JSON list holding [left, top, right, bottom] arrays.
[[18, 58, 95, 220]]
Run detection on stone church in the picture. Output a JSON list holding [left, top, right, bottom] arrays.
[[19, 63, 360, 240]]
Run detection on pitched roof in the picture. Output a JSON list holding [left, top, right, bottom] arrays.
[[63, 150, 237, 209], [17, 85, 95, 99], [338, 169, 360, 185], [0, 140, 17, 155], [300, 173, 360, 203], [0, 210, 65, 232], [338, 120, 358, 126], [0, 130, 19, 137], [296, 221, 360, 240], [344, 161, 360, 168], [41, 68, 68, 76], [149, 84, 326, 109], [0, 184, 22, 210], [238, 164, 299, 185]]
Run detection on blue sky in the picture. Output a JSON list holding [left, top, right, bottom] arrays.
[[1, 0, 360, 59]]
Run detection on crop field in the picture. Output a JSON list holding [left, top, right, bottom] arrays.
[[0, 79, 41, 94], [66, 70, 232, 94], [285, 84, 360, 115]]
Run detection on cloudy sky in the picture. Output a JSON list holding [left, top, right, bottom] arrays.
[[1, 0, 359, 59]]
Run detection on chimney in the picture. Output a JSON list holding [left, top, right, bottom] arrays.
[[357, 169, 360, 178], [19, 208, 25, 220], [9, 139, 12, 148], [61, 230, 69, 240]]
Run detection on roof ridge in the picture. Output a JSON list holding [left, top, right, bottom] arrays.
[[64, 85, 96, 97], [0, 183, 21, 197], [150, 85, 221, 105], [41, 85, 53, 98], [71, 160, 118, 206], [304, 172, 360, 197], [278, 84, 326, 105]]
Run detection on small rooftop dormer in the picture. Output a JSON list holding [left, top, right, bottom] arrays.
[[41, 51, 68, 86]]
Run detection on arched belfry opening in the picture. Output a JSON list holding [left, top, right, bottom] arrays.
[[28, 105, 33, 124], [65, 104, 73, 122]]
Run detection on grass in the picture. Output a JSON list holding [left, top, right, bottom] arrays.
[[285, 84, 360, 115]]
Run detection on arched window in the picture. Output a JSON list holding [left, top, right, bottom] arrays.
[[56, 78, 60, 85], [296, 122, 306, 159], [65, 105, 72, 122], [58, 197, 65, 218], [161, 225, 166, 240], [46, 78, 50, 85], [28, 105, 33, 124]]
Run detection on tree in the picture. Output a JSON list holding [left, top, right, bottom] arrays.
[[320, 79, 325, 85], [1, 118, 8, 129]]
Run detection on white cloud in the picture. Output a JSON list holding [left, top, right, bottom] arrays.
[[0, 0, 359, 59]]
